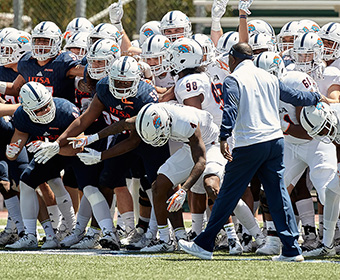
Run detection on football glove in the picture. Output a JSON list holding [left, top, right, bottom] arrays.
[[26, 140, 44, 153], [77, 147, 102, 165], [34, 139, 60, 164], [211, 0, 229, 21], [67, 133, 99, 149], [109, 0, 124, 24], [166, 189, 186, 212], [6, 139, 22, 158], [239, 0, 253, 15]]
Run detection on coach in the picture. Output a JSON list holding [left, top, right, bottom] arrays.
[[179, 42, 329, 262]]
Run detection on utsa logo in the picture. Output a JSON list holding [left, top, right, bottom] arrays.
[[164, 40, 170, 48], [273, 56, 281, 65], [153, 115, 162, 129], [311, 25, 320, 32], [177, 44, 191, 53], [143, 28, 154, 37], [248, 24, 255, 32], [111, 45, 119, 53], [18, 36, 29, 44], [317, 38, 323, 47], [28, 77, 50, 84], [316, 102, 325, 110]]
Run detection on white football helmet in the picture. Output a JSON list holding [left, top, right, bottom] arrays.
[[254, 51, 286, 80], [87, 23, 123, 48], [216, 31, 239, 55], [0, 27, 18, 44], [19, 81, 56, 124], [139, 21, 161, 47], [319, 22, 340, 61], [192, 33, 215, 65], [63, 17, 94, 41], [0, 30, 31, 66], [64, 31, 89, 60], [249, 33, 276, 56], [135, 103, 171, 147], [141, 34, 171, 76], [277, 21, 308, 53], [31, 21, 62, 61], [299, 19, 320, 33], [300, 102, 339, 144], [248, 19, 276, 41], [292, 32, 324, 74], [160, 10, 192, 42], [87, 38, 121, 80], [109, 56, 141, 99], [163, 37, 203, 74]]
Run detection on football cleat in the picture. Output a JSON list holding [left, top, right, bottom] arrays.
[[99, 231, 120, 250], [140, 239, 175, 253], [41, 234, 61, 249], [0, 228, 19, 246], [5, 233, 38, 250], [71, 228, 102, 249], [228, 238, 243, 255], [214, 230, 229, 251], [302, 244, 336, 257], [256, 235, 281, 255], [121, 227, 144, 247], [178, 239, 213, 260], [187, 230, 198, 241], [127, 231, 155, 250], [300, 232, 320, 252], [116, 224, 126, 240], [272, 254, 304, 262], [60, 228, 85, 248], [241, 233, 254, 253]]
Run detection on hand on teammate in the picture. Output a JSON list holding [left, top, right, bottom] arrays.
[[34, 139, 60, 164], [67, 133, 99, 149], [6, 139, 22, 158], [77, 147, 102, 165]]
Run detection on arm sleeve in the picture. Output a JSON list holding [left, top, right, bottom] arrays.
[[279, 80, 321, 106], [219, 76, 240, 140]]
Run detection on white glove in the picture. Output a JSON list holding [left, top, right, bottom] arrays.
[[77, 147, 102, 165], [34, 139, 60, 164], [26, 140, 44, 153], [6, 139, 22, 158], [138, 61, 153, 79], [67, 133, 99, 149], [109, 0, 124, 24], [211, 0, 229, 21], [166, 189, 186, 212], [238, 0, 253, 15]]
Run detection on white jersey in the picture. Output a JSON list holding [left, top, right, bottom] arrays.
[[330, 57, 340, 70], [158, 103, 219, 145], [174, 72, 223, 126], [154, 72, 175, 88], [315, 66, 340, 96], [281, 71, 318, 144]]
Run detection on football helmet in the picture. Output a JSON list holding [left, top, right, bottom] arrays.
[[63, 17, 94, 41], [163, 37, 203, 74], [249, 33, 276, 56], [254, 51, 286, 80], [300, 102, 339, 144], [216, 31, 239, 55], [192, 33, 215, 65], [135, 103, 171, 147], [141, 34, 171, 76], [109, 56, 141, 99], [248, 19, 276, 41], [319, 22, 340, 61], [277, 21, 308, 53], [87, 38, 121, 80], [87, 23, 123, 48], [291, 32, 324, 74], [19, 81, 56, 124], [160, 10, 192, 42], [139, 21, 161, 47], [299, 19, 320, 33], [0, 30, 31, 66], [31, 21, 62, 61], [0, 27, 18, 43], [63, 31, 89, 60]]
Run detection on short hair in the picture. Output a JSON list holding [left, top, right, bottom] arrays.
[[229, 42, 254, 60]]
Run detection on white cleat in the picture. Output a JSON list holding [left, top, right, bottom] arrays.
[[272, 254, 304, 262], [256, 236, 281, 255], [121, 227, 144, 247], [5, 233, 38, 250], [228, 238, 243, 255], [302, 244, 336, 257], [178, 239, 212, 260], [140, 239, 175, 253], [70, 227, 101, 249], [99, 231, 120, 250], [0, 228, 19, 246], [41, 234, 61, 249], [60, 228, 85, 248], [127, 231, 155, 250]]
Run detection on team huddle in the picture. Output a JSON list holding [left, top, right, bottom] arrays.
[[0, 0, 339, 261]]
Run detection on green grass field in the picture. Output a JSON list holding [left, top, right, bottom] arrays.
[[1, 218, 340, 280]]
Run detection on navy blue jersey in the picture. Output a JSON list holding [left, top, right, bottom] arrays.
[[13, 98, 80, 141], [17, 51, 80, 102], [0, 66, 20, 104], [96, 78, 158, 122], [0, 117, 14, 155]]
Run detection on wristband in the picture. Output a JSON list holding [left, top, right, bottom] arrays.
[[89, 133, 100, 144], [211, 20, 222, 32], [0, 82, 6, 94], [114, 22, 124, 33], [239, 15, 247, 19]]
